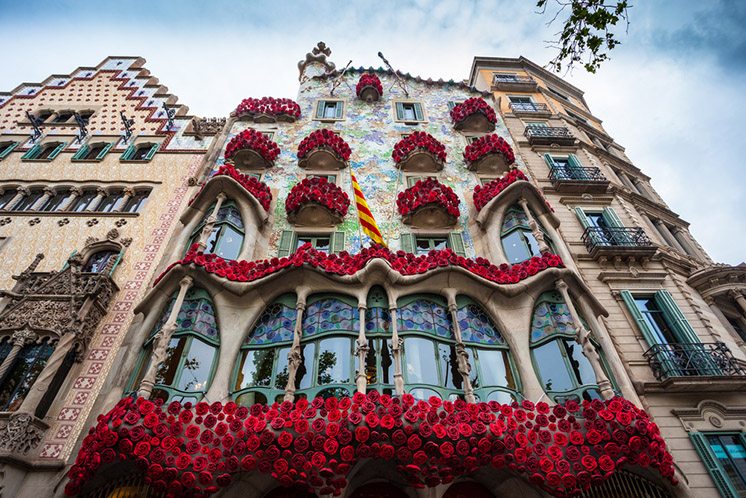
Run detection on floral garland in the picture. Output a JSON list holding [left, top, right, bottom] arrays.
[[234, 97, 301, 120], [224, 129, 281, 165], [285, 177, 350, 220], [396, 178, 460, 219], [473, 170, 529, 212], [212, 165, 272, 211], [297, 129, 352, 161], [450, 97, 497, 126], [463, 134, 516, 167], [392, 132, 447, 164], [65, 393, 676, 497], [355, 73, 383, 98], [155, 243, 563, 286]]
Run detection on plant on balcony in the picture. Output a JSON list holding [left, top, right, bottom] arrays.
[[285, 176, 350, 225], [356, 73, 383, 102], [234, 97, 301, 122], [392, 132, 446, 172], [211, 164, 272, 211], [224, 129, 281, 169], [463, 134, 516, 173], [65, 393, 677, 497], [396, 178, 460, 228], [450, 97, 497, 132], [297, 129, 351, 170], [473, 169, 529, 212]]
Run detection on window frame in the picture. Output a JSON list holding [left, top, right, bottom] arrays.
[[393, 100, 427, 124], [690, 431, 746, 498], [72, 141, 113, 162], [120, 142, 159, 162], [187, 200, 245, 260], [313, 99, 346, 122], [304, 171, 339, 186]]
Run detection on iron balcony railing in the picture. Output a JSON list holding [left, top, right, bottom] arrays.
[[581, 227, 653, 251], [549, 165, 607, 183], [643, 342, 746, 381], [509, 102, 550, 113], [524, 125, 574, 142], [493, 75, 536, 85]]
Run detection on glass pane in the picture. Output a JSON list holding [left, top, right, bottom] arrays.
[[296, 342, 315, 390], [313, 238, 330, 252], [486, 390, 515, 404], [176, 293, 218, 340], [176, 339, 215, 392], [438, 343, 462, 390], [246, 303, 296, 345], [564, 339, 596, 386], [124, 193, 148, 213], [274, 346, 290, 390], [317, 337, 351, 385], [477, 348, 515, 389], [0, 341, 54, 411], [318, 387, 350, 399], [72, 192, 97, 212], [502, 230, 532, 263], [83, 250, 117, 273], [365, 307, 390, 334], [409, 387, 440, 400], [530, 299, 576, 343], [707, 435, 746, 493], [14, 192, 43, 211], [40, 192, 71, 211], [381, 339, 393, 385], [457, 304, 504, 345], [155, 337, 186, 386], [524, 231, 542, 257], [216, 205, 243, 228], [235, 348, 275, 389], [97, 194, 121, 213], [501, 208, 530, 232], [532, 340, 575, 393], [214, 224, 243, 260], [0, 191, 16, 209], [398, 299, 452, 338], [365, 338, 377, 385], [236, 391, 267, 406], [303, 298, 358, 337], [403, 337, 438, 385], [403, 104, 416, 121], [635, 297, 678, 345]]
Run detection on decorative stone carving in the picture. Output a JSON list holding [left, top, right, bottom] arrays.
[[86, 218, 99, 227], [106, 228, 119, 240], [115, 218, 127, 227], [0, 217, 11, 226], [0, 413, 46, 454], [28, 218, 40, 226], [57, 218, 70, 226], [120, 237, 133, 247], [297, 42, 336, 80], [187, 117, 226, 139]]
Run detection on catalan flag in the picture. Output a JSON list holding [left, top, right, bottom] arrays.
[[351, 172, 386, 246]]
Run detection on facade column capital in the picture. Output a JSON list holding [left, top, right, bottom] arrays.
[[11, 329, 37, 347], [16, 186, 29, 195]]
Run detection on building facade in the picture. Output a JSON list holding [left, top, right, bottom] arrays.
[[0, 44, 743, 497]]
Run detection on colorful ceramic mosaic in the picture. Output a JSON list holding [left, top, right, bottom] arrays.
[[244, 303, 296, 345], [302, 298, 359, 336], [457, 304, 506, 345], [397, 299, 452, 338]]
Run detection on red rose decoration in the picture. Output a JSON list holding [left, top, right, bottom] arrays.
[[473, 169, 529, 212], [192, 164, 273, 211], [356, 73, 384, 100], [392, 132, 447, 165], [234, 97, 301, 121], [450, 97, 497, 127], [285, 176, 350, 220], [224, 129, 281, 165], [463, 133, 515, 167], [396, 177, 460, 219], [297, 129, 352, 162]]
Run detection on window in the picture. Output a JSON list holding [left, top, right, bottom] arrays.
[[96, 190, 125, 213], [524, 120, 549, 129], [414, 235, 447, 254], [72, 142, 113, 161], [500, 205, 552, 263], [544, 153, 591, 180], [277, 231, 345, 257], [0, 141, 19, 160], [70, 190, 98, 212], [726, 315, 746, 343], [566, 109, 588, 123], [52, 110, 74, 123], [0, 337, 55, 412], [547, 87, 570, 101], [130, 288, 219, 404], [40, 189, 73, 212], [122, 190, 150, 213], [297, 235, 331, 252], [188, 201, 244, 260], [690, 432, 746, 497], [364, 287, 394, 395], [508, 95, 540, 112], [479, 176, 498, 185], [22, 141, 67, 161], [121, 143, 159, 161], [12, 189, 44, 211], [395, 101, 425, 123], [314, 100, 344, 121], [34, 110, 54, 122], [493, 72, 520, 83], [77, 110, 94, 124], [447, 101, 464, 111], [463, 135, 481, 144], [306, 173, 337, 184], [575, 207, 633, 246], [0, 191, 17, 210], [400, 233, 466, 257], [405, 175, 432, 188], [82, 250, 119, 273]]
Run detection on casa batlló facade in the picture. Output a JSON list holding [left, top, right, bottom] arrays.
[[0, 43, 743, 498]]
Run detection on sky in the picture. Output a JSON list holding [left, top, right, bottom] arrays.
[[1, 0, 744, 264]]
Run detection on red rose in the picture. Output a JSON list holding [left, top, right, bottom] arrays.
[[581, 455, 598, 471]]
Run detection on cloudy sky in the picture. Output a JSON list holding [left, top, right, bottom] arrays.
[[1, 0, 744, 264]]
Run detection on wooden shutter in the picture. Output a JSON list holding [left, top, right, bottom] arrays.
[[395, 102, 405, 120], [120, 144, 135, 161], [330, 231, 345, 254], [448, 232, 467, 257], [567, 154, 584, 169], [543, 153, 556, 169], [47, 142, 67, 160], [315, 101, 325, 119], [689, 432, 739, 498], [573, 207, 591, 229], [277, 230, 295, 257], [334, 101, 344, 119], [400, 233, 415, 254], [619, 290, 658, 346], [72, 144, 89, 160], [654, 290, 701, 344], [567, 154, 590, 180], [413, 103, 424, 121], [0, 142, 18, 160], [144, 143, 159, 161], [601, 207, 624, 228], [96, 142, 113, 160], [22, 144, 41, 160]]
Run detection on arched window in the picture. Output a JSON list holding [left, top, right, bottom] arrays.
[[122, 190, 150, 213], [96, 190, 124, 213], [12, 189, 44, 211], [232, 293, 297, 405], [40, 189, 73, 212], [187, 201, 245, 260], [398, 294, 463, 400], [364, 286, 393, 395], [83, 250, 119, 273], [0, 336, 55, 412], [70, 189, 98, 212], [456, 296, 519, 403], [530, 291, 605, 403], [131, 288, 219, 404], [500, 205, 554, 263]]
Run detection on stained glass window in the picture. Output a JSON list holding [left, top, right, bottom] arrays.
[[398, 298, 452, 339], [244, 302, 296, 345], [457, 303, 505, 345], [302, 297, 359, 337]]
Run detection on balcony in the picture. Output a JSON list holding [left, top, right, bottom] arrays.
[[549, 165, 609, 193], [509, 102, 552, 118], [491, 74, 538, 92], [524, 125, 576, 146], [643, 342, 746, 392], [581, 227, 657, 260]]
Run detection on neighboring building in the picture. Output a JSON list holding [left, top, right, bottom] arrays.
[[0, 44, 744, 498]]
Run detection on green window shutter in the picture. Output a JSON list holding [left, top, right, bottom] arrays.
[[654, 290, 701, 344], [448, 101, 456, 111], [395, 102, 405, 120], [144, 143, 159, 161], [330, 231, 345, 254], [335, 101, 344, 119], [109, 250, 124, 276], [121, 145, 135, 161], [543, 153, 557, 168], [400, 233, 415, 254], [601, 207, 624, 228], [315, 101, 325, 119], [567, 154, 590, 180], [574, 207, 591, 229], [567, 154, 583, 169], [22, 144, 41, 160], [619, 290, 658, 346], [448, 232, 467, 257], [413, 103, 424, 121], [96, 142, 113, 160], [72, 144, 89, 160], [0, 142, 19, 160], [47, 142, 66, 160], [61, 250, 78, 271], [689, 433, 739, 498], [277, 230, 295, 258]]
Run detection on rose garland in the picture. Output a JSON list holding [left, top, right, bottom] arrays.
[[463, 134, 516, 167], [396, 178, 460, 219], [297, 129, 352, 162], [450, 97, 497, 126], [285, 177, 350, 220], [214, 165, 272, 211], [473, 170, 529, 212], [155, 242, 563, 287], [355, 73, 383, 98], [224, 129, 281, 165], [392, 132, 447, 164], [65, 393, 676, 497], [235, 97, 301, 120]]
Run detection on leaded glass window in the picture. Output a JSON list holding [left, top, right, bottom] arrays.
[[188, 201, 245, 260], [0, 338, 55, 412], [364, 286, 393, 395], [500, 205, 552, 264]]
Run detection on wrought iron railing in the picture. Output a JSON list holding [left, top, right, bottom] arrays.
[[549, 165, 607, 183], [643, 342, 746, 381], [581, 227, 653, 251], [509, 102, 550, 113], [524, 125, 574, 141], [493, 75, 536, 85]]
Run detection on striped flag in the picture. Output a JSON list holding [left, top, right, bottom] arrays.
[[351, 173, 386, 246]]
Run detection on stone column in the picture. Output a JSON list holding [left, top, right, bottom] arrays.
[[555, 280, 614, 399], [518, 196, 550, 253], [631, 177, 655, 201], [355, 305, 369, 394], [0, 330, 37, 380], [616, 172, 637, 192], [85, 187, 108, 212], [196, 192, 227, 251], [283, 299, 306, 402], [4, 187, 29, 211], [59, 187, 82, 211], [389, 306, 405, 395], [536, 211, 578, 272], [671, 226, 703, 260], [114, 187, 136, 212], [638, 212, 664, 246], [706, 296, 743, 344], [137, 276, 193, 398], [653, 219, 685, 253], [447, 297, 476, 403], [728, 290, 746, 318], [30, 188, 54, 211]]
